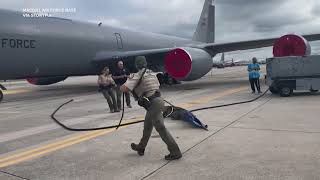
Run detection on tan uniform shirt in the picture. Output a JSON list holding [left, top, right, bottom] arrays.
[[98, 74, 115, 86], [124, 68, 160, 97]]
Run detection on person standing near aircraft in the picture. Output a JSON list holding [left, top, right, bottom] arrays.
[[98, 67, 118, 113], [120, 56, 182, 160], [247, 57, 262, 93], [112, 61, 132, 109]]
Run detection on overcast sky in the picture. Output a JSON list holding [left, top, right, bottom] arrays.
[[1, 0, 320, 61]]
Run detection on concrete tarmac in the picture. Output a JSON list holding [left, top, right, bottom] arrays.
[[0, 66, 320, 180]]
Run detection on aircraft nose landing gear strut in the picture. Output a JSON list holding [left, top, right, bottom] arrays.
[[157, 73, 181, 85], [0, 84, 7, 102]]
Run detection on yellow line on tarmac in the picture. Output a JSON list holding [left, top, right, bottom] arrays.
[[0, 130, 113, 168], [0, 131, 98, 163], [180, 86, 247, 109], [2, 89, 32, 95], [0, 86, 247, 168], [0, 124, 131, 168]]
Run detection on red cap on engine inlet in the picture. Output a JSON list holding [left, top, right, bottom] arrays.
[[26, 78, 37, 85], [273, 34, 311, 57], [164, 48, 192, 79]]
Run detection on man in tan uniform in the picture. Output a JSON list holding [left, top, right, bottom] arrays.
[[120, 56, 182, 160]]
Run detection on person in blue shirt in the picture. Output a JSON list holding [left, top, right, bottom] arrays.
[[247, 57, 261, 93]]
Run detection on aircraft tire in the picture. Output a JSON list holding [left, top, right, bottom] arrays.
[[0, 90, 3, 102], [310, 89, 319, 93], [156, 73, 165, 85]]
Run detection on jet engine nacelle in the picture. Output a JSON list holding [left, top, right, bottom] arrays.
[[273, 34, 311, 57], [26, 76, 68, 85], [164, 47, 213, 81]]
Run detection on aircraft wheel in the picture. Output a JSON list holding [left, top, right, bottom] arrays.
[[162, 73, 173, 85], [0, 90, 3, 102], [166, 76, 174, 85], [310, 89, 319, 93], [156, 73, 165, 85]]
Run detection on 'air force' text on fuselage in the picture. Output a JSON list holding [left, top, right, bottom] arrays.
[[1, 38, 36, 49]]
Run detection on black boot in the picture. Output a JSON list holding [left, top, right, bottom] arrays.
[[131, 143, 145, 156], [165, 153, 182, 160]]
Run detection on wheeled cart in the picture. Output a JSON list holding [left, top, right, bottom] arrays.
[[266, 55, 320, 97]]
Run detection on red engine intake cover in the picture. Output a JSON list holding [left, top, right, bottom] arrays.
[[273, 34, 311, 57], [164, 48, 192, 79], [26, 78, 37, 85], [26, 76, 68, 85]]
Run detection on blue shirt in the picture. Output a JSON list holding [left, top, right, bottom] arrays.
[[247, 63, 260, 79]]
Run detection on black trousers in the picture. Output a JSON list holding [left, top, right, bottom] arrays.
[[115, 86, 131, 109], [249, 78, 261, 92]]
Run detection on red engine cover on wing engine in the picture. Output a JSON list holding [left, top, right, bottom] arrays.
[[26, 76, 68, 85], [26, 78, 37, 85], [164, 48, 192, 79], [164, 47, 212, 81], [273, 34, 311, 57]]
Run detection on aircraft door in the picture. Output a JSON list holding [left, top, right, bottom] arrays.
[[114, 33, 123, 49]]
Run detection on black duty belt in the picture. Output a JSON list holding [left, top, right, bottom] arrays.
[[137, 90, 161, 110], [147, 91, 161, 101]]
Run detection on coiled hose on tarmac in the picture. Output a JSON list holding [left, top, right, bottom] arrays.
[[51, 89, 270, 132]]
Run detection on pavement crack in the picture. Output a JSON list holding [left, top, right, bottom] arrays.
[[141, 97, 272, 180], [229, 126, 320, 134], [140, 161, 171, 180], [0, 170, 30, 180]]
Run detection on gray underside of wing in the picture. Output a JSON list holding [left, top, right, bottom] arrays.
[[92, 48, 174, 63], [92, 33, 320, 64], [200, 33, 320, 55]]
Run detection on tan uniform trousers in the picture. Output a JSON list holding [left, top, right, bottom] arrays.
[[138, 97, 181, 156]]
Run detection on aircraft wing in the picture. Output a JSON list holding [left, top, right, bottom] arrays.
[[199, 33, 320, 55], [92, 48, 174, 63], [92, 33, 320, 69]]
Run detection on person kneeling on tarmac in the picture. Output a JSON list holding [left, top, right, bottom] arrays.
[[120, 56, 182, 160]]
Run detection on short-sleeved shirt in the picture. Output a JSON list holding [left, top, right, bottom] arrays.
[[98, 74, 115, 86], [124, 69, 160, 98], [112, 68, 130, 85], [247, 63, 260, 79]]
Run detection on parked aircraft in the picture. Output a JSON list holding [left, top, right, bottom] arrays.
[[0, 0, 320, 101]]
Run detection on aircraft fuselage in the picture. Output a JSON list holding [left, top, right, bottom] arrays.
[[0, 9, 201, 80]]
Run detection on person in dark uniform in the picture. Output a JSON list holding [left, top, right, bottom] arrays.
[[120, 56, 182, 161], [112, 61, 132, 109]]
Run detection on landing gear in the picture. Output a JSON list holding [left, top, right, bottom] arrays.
[[157, 73, 165, 85], [0, 90, 3, 102], [157, 73, 181, 85], [310, 89, 319, 93], [0, 84, 5, 102]]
